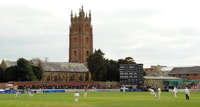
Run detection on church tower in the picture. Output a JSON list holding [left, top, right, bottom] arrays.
[[69, 6, 93, 64]]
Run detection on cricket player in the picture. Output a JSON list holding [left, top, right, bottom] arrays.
[[74, 91, 80, 102], [29, 91, 33, 98], [15, 91, 20, 98], [123, 86, 125, 93], [148, 88, 157, 98], [84, 89, 87, 98], [157, 87, 161, 99], [185, 86, 190, 100], [173, 87, 177, 97]]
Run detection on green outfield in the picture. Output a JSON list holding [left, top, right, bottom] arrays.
[[0, 92, 200, 107]]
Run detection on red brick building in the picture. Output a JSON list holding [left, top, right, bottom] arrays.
[[69, 6, 93, 64], [168, 67, 200, 80]]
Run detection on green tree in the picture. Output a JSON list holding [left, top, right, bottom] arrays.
[[0, 66, 4, 82], [17, 58, 37, 81], [87, 49, 107, 81], [32, 65, 43, 81], [4, 66, 17, 82]]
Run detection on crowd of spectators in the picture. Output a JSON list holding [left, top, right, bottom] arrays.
[[17, 84, 120, 90]]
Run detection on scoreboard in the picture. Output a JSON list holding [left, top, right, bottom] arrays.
[[119, 64, 144, 85]]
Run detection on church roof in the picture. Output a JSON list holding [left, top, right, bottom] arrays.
[[41, 62, 88, 72], [3, 60, 17, 67]]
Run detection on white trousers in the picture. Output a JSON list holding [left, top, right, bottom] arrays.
[[29, 93, 33, 98], [174, 92, 177, 97], [150, 92, 157, 97], [158, 93, 161, 99], [75, 96, 79, 102], [15, 93, 20, 98], [84, 92, 87, 98]]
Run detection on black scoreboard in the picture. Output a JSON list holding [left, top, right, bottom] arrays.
[[119, 64, 144, 85]]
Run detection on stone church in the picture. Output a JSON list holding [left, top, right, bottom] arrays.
[[1, 6, 93, 82]]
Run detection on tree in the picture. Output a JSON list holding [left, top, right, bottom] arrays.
[[17, 58, 37, 81], [4, 66, 17, 82], [87, 49, 107, 81], [0, 66, 4, 82], [32, 65, 43, 81]]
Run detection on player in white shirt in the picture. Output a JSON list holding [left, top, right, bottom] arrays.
[[157, 87, 161, 99], [74, 91, 80, 102], [148, 88, 157, 98], [173, 87, 177, 97], [84, 89, 87, 98], [29, 91, 33, 98], [15, 91, 20, 98], [185, 86, 190, 100]]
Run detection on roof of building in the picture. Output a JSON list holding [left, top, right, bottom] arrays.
[[3, 60, 17, 67], [161, 67, 174, 72], [144, 76, 182, 80], [168, 66, 200, 74], [41, 62, 88, 72]]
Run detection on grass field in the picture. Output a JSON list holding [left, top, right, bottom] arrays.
[[0, 92, 200, 107]]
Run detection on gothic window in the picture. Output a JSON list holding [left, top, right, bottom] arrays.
[[79, 75, 83, 81], [86, 51, 89, 57], [85, 24, 89, 33], [74, 51, 77, 57], [62, 76, 65, 81], [54, 76, 58, 81], [69, 76, 73, 81], [85, 73, 89, 81], [74, 37, 77, 45], [86, 37, 89, 45], [47, 75, 50, 81]]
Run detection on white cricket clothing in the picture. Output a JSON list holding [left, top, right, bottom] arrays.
[[149, 89, 157, 98], [74, 93, 80, 102], [123, 87, 125, 93], [157, 88, 161, 99], [15, 92, 20, 98], [84, 92, 87, 98], [173, 88, 177, 97], [185, 88, 190, 96], [29, 92, 33, 98]]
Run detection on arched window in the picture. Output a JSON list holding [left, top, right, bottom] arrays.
[[79, 75, 83, 81], [54, 76, 58, 81], [85, 73, 89, 81], [74, 37, 77, 45], [85, 24, 89, 33], [86, 51, 89, 57], [86, 37, 89, 45], [47, 75, 50, 81], [69, 76, 73, 81], [74, 51, 77, 57], [62, 76, 65, 81]]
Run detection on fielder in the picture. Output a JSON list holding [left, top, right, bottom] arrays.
[[157, 87, 161, 99], [185, 86, 190, 100], [123, 86, 125, 93], [173, 87, 177, 97], [29, 91, 33, 98], [15, 91, 20, 98], [74, 91, 80, 102], [84, 89, 87, 98], [148, 88, 157, 98]]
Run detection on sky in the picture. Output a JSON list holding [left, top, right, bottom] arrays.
[[1, 0, 200, 68]]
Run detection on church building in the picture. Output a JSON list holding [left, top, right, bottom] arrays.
[[69, 6, 93, 64]]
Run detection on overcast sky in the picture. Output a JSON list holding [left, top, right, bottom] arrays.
[[1, 0, 200, 68]]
